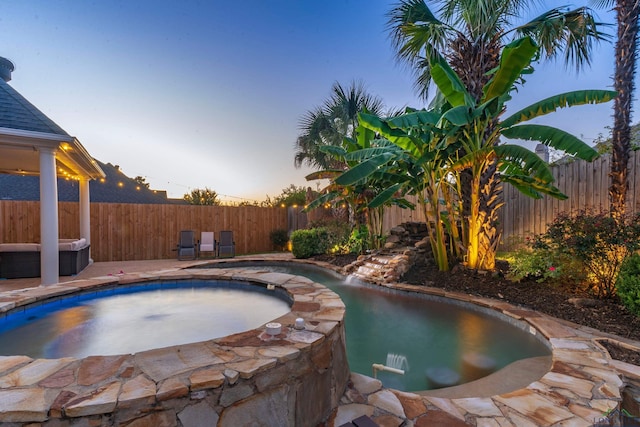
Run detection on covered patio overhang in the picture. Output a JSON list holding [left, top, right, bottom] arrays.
[[0, 127, 105, 285]]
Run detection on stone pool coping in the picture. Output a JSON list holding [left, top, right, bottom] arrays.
[[0, 267, 350, 426], [0, 256, 638, 426]]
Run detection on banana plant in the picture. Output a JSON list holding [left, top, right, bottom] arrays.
[[428, 35, 616, 270], [336, 108, 463, 271], [304, 125, 411, 250], [330, 36, 616, 271]]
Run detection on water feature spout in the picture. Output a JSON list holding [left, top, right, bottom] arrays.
[[372, 363, 405, 377], [372, 353, 409, 378], [386, 353, 409, 371]]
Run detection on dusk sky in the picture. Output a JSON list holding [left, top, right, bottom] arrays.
[[0, 1, 625, 203]]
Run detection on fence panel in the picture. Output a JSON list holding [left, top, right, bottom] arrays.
[[499, 151, 640, 249], [381, 152, 640, 251], [0, 202, 289, 262]]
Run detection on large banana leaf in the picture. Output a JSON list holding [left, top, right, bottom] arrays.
[[334, 153, 395, 186], [343, 145, 402, 163], [386, 110, 441, 129], [428, 49, 473, 107], [496, 144, 554, 183], [501, 90, 617, 128], [501, 124, 599, 161], [304, 191, 340, 211], [358, 112, 420, 155], [440, 105, 472, 126], [356, 121, 376, 150], [501, 174, 568, 200], [305, 170, 344, 181], [368, 183, 406, 209], [482, 37, 538, 102]]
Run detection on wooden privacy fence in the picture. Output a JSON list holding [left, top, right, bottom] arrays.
[[0, 201, 289, 262], [380, 152, 640, 250], [499, 151, 640, 249], [4, 151, 637, 261]]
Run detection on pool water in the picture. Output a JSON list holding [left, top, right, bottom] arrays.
[[0, 281, 290, 359], [214, 262, 550, 392]]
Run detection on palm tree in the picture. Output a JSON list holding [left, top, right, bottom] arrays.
[[293, 81, 385, 171], [595, 0, 639, 218], [388, 0, 609, 102]]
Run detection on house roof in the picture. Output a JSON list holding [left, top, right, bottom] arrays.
[[0, 77, 68, 135], [0, 160, 185, 204], [0, 68, 104, 180]]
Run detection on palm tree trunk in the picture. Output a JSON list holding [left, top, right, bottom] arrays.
[[466, 155, 503, 271], [610, 0, 640, 218]]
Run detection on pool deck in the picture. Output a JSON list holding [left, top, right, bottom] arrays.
[[1, 254, 640, 426]]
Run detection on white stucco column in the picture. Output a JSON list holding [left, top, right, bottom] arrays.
[[79, 177, 91, 262], [39, 146, 59, 286]]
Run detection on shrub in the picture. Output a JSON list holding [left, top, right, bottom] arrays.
[[617, 254, 640, 316], [269, 229, 289, 251], [506, 247, 561, 283], [308, 219, 352, 254], [290, 227, 330, 258], [534, 211, 640, 298], [334, 224, 369, 255]]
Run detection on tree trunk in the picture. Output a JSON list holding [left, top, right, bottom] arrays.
[[466, 157, 502, 271], [610, 0, 639, 218]]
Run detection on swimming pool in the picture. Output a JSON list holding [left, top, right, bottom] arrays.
[[201, 261, 551, 391]]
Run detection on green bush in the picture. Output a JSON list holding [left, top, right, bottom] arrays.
[[334, 224, 369, 255], [506, 247, 561, 283], [617, 254, 640, 316], [533, 211, 640, 298], [290, 227, 330, 258], [269, 229, 289, 251], [308, 219, 352, 254]]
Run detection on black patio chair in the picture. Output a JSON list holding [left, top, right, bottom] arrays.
[[177, 230, 197, 260], [217, 230, 235, 258]]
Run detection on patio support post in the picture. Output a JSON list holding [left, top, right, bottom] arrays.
[[39, 146, 59, 285], [79, 177, 91, 262]]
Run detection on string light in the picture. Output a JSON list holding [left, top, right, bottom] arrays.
[[96, 169, 289, 206]]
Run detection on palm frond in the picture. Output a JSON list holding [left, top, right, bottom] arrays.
[[515, 6, 612, 72]]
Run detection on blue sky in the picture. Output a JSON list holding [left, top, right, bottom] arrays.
[[0, 1, 624, 202]]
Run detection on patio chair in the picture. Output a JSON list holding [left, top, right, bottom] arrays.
[[177, 230, 197, 260], [217, 230, 235, 258], [199, 231, 216, 258]]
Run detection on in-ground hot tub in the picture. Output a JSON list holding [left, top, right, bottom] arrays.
[[0, 280, 293, 358], [0, 269, 349, 426]]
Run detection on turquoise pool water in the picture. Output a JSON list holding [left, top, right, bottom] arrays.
[[0, 280, 291, 359], [209, 261, 550, 392]]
